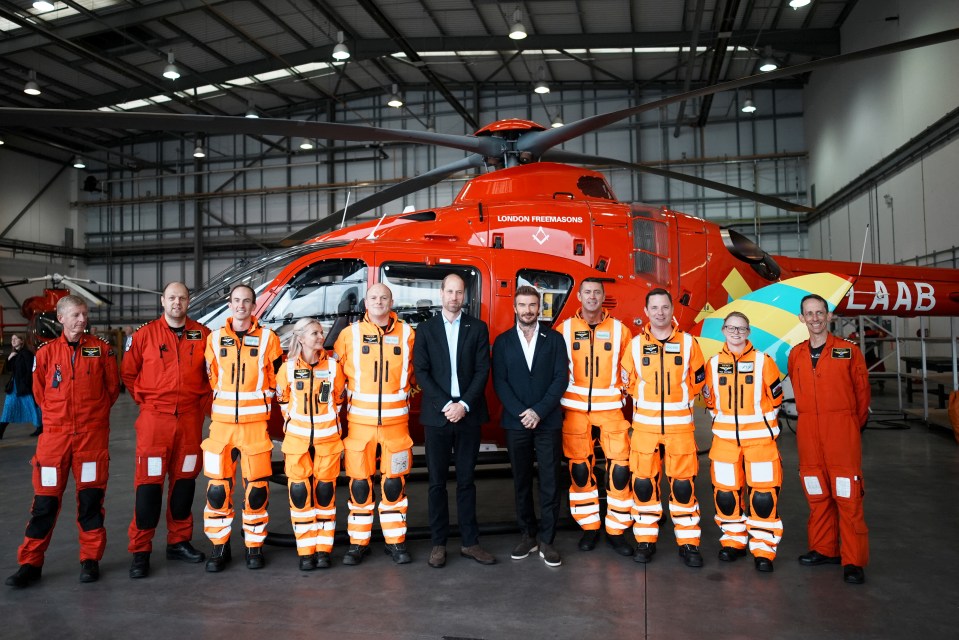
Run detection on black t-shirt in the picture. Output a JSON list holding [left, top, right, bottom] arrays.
[[168, 324, 185, 339], [809, 343, 825, 369]]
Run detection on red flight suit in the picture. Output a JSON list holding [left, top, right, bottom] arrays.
[[121, 317, 212, 553], [788, 333, 871, 567], [17, 334, 120, 566]]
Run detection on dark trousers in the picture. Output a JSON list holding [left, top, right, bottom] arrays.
[[505, 428, 562, 545], [424, 421, 482, 546]]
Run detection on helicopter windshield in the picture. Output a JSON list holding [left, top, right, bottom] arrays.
[[191, 242, 348, 327], [517, 269, 573, 328], [379, 263, 481, 326], [259, 258, 368, 350]]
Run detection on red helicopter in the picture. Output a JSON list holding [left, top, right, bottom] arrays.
[[1, 29, 958, 448]]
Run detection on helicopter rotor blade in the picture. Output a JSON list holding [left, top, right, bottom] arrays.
[[279, 154, 487, 246], [0, 110, 506, 158], [520, 27, 959, 157], [542, 149, 814, 213], [61, 280, 113, 307], [59, 276, 161, 295]]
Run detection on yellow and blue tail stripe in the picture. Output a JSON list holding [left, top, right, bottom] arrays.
[[697, 273, 853, 372]]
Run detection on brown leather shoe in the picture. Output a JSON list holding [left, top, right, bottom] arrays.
[[428, 545, 446, 568], [460, 544, 496, 565]]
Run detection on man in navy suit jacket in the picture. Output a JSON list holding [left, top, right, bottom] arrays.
[[492, 285, 569, 567], [413, 274, 494, 568]]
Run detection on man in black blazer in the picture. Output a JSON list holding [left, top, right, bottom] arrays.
[[492, 285, 569, 567], [413, 274, 494, 568]]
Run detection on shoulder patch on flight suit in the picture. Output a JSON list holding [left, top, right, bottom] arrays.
[[81, 346, 101, 357], [642, 344, 659, 355], [702, 385, 711, 400], [220, 336, 236, 347], [832, 348, 852, 359], [717, 363, 734, 375], [770, 379, 783, 398], [363, 334, 379, 344], [186, 330, 204, 340], [574, 330, 591, 340], [694, 366, 705, 383]]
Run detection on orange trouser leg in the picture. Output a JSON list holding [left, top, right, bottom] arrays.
[[710, 436, 746, 550], [799, 465, 840, 558], [665, 431, 700, 547], [743, 440, 783, 560], [285, 444, 341, 555], [596, 414, 633, 535], [344, 423, 377, 546], [563, 411, 600, 531], [629, 430, 663, 543], [378, 429, 412, 545]]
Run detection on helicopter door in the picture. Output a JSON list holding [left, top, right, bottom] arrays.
[[378, 262, 482, 328]]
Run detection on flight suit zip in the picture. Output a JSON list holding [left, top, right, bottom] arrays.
[[659, 348, 666, 434], [234, 344, 241, 423], [587, 331, 595, 413], [377, 336, 384, 426]]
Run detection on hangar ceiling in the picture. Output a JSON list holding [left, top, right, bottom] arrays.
[[0, 0, 856, 159]]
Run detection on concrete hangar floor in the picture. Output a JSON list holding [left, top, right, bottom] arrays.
[[1, 387, 957, 640]]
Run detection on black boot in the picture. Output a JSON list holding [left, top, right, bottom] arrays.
[[205, 544, 232, 573], [0, 422, 8, 440]]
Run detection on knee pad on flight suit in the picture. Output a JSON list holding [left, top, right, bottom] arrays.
[[350, 478, 371, 504], [383, 476, 405, 502], [716, 490, 739, 517], [25, 495, 60, 539], [77, 488, 106, 532], [246, 482, 269, 511], [671, 478, 694, 505], [633, 476, 656, 503], [169, 479, 196, 521], [609, 463, 631, 491], [134, 484, 163, 529], [206, 480, 231, 509], [315, 480, 335, 506], [570, 460, 592, 487], [289, 481, 309, 509], [750, 489, 776, 519]]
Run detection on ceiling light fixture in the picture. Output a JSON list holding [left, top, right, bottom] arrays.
[[741, 98, 757, 114], [23, 70, 41, 96], [73, 156, 86, 169], [551, 114, 564, 128], [299, 139, 314, 150], [332, 31, 350, 61], [508, 9, 527, 40], [162, 52, 181, 80], [759, 46, 778, 72], [33, 1, 55, 12], [192, 144, 205, 158], [245, 102, 259, 118], [0, 137, 5, 145], [533, 80, 550, 94], [387, 84, 404, 108], [789, 0, 811, 8]]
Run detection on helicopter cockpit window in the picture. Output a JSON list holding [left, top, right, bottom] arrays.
[[379, 263, 481, 328], [35, 312, 62, 341], [577, 175, 615, 200], [516, 269, 573, 329], [259, 259, 368, 350], [631, 211, 671, 286]]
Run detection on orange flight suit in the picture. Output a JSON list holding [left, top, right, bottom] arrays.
[[334, 311, 415, 547], [557, 309, 633, 535], [276, 352, 345, 556], [788, 334, 871, 567], [202, 316, 282, 549], [16, 334, 120, 567], [622, 325, 706, 547], [703, 342, 784, 560], [122, 317, 212, 554]]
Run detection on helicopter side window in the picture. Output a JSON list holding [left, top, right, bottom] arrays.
[[516, 269, 573, 329], [379, 263, 481, 328], [259, 259, 368, 350], [35, 312, 62, 341], [632, 212, 671, 286]]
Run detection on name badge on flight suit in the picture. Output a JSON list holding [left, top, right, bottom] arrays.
[[384, 336, 399, 345], [832, 348, 852, 359], [185, 330, 203, 340], [81, 347, 101, 357], [243, 335, 260, 347], [737, 362, 754, 373], [664, 342, 681, 353], [596, 331, 610, 340]]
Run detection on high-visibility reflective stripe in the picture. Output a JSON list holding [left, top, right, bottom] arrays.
[[245, 533, 267, 543], [749, 541, 775, 552], [605, 518, 630, 530], [284, 423, 338, 439], [382, 497, 409, 509], [348, 514, 374, 524], [713, 412, 780, 424], [716, 521, 747, 532], [400, 323, 411, 391], [293, 522, 315, 534], [569, 490, 598, 501], [632, 414, 694, 426], [570, 503, 600, 515], [674, 530, 700, 539], [633, 397, 694, 411], [350, 531, 372, 540], [243, 514, 267, 524], [206, 527, 231, 541], [295, 537, 318, 548], [204, 517, 232, 528], [349, 390, 408, 403], [578, 514, 601, 525], [347, 501, 373, 513], [561, 399, 623, 411], [316, 507, 336, 517], [606, 509, 633, 522], [216, 390, 268, 401], [350, 323, 363, 390], [316, 534, 334, 545], [566, 384, 622, 397], [348, 406, 409, 418], [212, 404, 269, 417], [721, 535, 748, 544], [669, 502, 699, 514], [379, 513, 406, 523], [632, 527, 659, 536], [609, 319, 623, 388], [606, 496, 634, 509], [632, 503, 662, 513], [712, 427, 780, 440]]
